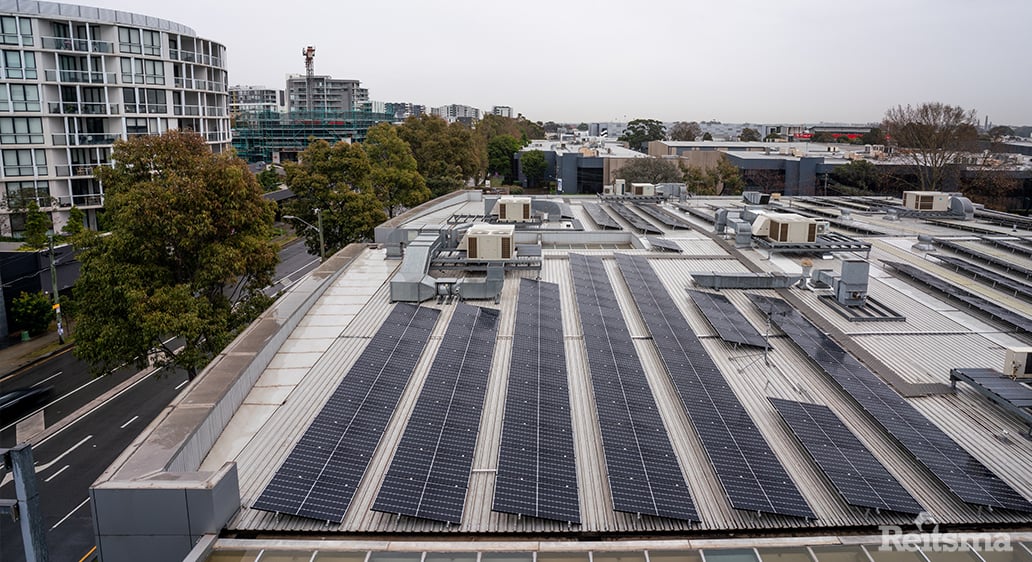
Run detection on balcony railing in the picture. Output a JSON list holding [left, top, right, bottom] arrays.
[[52, 133, 118, 146], [169, 49, 224, 68], [172, 77, 225, 92], [123, 104, 167, 114], [47, 102, 120, 115], [56, 194, 104, 208], [40, 36, 113, 53], [44, 69, 117, 84], [55, 163, 112, 177]]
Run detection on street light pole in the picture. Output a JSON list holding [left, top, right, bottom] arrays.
[[283, 211, 325, 262], [48, 233, 64, 344]]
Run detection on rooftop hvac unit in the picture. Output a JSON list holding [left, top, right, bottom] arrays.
[[1005, 347, 1032, 379]]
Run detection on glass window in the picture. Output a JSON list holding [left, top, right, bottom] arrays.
[[118, 27, 141, 54], [9, 84, 39, 111], [0, 85, 8, 112], [5, 180, 49, 207], [3, 148, 46, 176], [0, 117, 43, 144], [0, 17, 18, 45], [144, 59, 164, 84], [120, 57, 142, 83], [142, 30, 160, 56], [3, 50, 36, 79], [19, 18, 32, 46], [125, 117, 149, 136]]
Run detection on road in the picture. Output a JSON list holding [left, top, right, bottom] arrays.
[[0, 238, 320, 561]]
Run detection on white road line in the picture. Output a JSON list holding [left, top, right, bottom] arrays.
[[38, 434, 92, 472], [51, 497, 90, 530], [174, 380, 189, 390], [44, 464, 70, 482], [32, 371, 63, 387], [119, 415, 139, 429]]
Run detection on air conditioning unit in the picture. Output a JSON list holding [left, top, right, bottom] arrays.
[[1005, 347, 1032, 379]]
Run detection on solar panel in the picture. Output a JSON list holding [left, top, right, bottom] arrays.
[[934, 239, 1032, 279], [951, 368, 1032, 408], [769, 398, 924, 515], [372, 303, 500, 524], [686, 289, 768, 348], [749, 294, 1032, 513], [930, 254, 1032, 299], [568, 253, 698, 522], [883, 261, 1032, 334], [980, 237, 1032, 259], [647, 236, 683, 253], [636, 203, 694, 230], [253, 303, 440, 523], [615, 254, 814, 519], [608, 202, 664, 234], [583, 202, 621, 230], [493, 278, 580, 523]]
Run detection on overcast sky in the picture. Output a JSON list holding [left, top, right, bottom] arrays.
[[84, 0, 1031, 125]]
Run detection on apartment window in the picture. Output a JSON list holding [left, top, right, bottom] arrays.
[[123, 89, 166, 113], [0, 117, 43, 144], [125, 117, 157, 137], [3, 148, 46, 176], [121, 58, 165, 85], [142, 30, 160, 56], [120, 58, 142, 83], [118, 27, 141, 54], [9, 84, 40, 111], [5, 180, 49, 207], [144, 59, 164, 84], [3, 50, 36, 79], [0, 17, 32, 46]]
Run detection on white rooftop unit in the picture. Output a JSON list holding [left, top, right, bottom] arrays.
[[463, 223, 516, 260], [1005, 347, 1032, 379], [495, 196, 533, 223], [630, 183, 656, 196], [903, 191, 950, 212], [752, 213, 819, 243]]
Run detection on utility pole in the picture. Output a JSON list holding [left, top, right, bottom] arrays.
[[1, 444, 50, 561], [48, 233, 64, 344], [315, 207, 325, 263]]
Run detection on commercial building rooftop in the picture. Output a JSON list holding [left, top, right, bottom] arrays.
[[91, 191, 1032, 562]]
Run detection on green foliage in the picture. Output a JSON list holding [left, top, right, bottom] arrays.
[[257, 168, 281, 190], [702, 132, 713, 141], [576, 123, 589, 131], [739, 127, 761, 142], [76, 130, 279, 380], [11, 291, 52, 336], [861, 127, 885, 145], [681, 164, 718, 196], [830, 161, 881, 192], [22, 200, 51, 249], [988, 125, 1014, 140], [619, 118, 666, 151], [486, 135, 524, 184], [711, 154, 745, 195], [397, 115, 481, 196], [364, 123, 430, 218], [669, 121, 701, 142], [520, 150, 548, 188], [616, 158, 682, 184], [812, 132, 834, 143], [285, 139, 386, 256], [62, 205, 85, 237], [477, 114, 544, 143]]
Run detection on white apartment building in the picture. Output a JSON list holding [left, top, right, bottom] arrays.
[[0, 1, 231, 236], [285, 75, 367, 113], [229, 85, 284, 115]]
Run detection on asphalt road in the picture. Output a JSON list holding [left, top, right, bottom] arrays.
[[0, 238, 321, 561]]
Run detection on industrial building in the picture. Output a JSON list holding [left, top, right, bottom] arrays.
[[0, 1, 230, 237], [91, 187, 1032, 562]]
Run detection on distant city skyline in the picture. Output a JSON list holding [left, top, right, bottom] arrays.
[[82, 0, 1032, 125]]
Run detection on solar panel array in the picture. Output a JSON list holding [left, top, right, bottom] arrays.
[[686, 289, 768, 348], [568, 253, 698, 522], [750, 294, 1032, 513], [608, 203, 663, 234], [981, 237, 1032, 259], [494, 278, 580, 523], [583, 202, 621, 230], [647, 236, 683, 253], [615, 255, 814, 519], [372, 303, 499, 524], [934, 239, 1032, 279], [253, 303, 439, 523], [883, 261, 1032, 334], [951, 368, 1032, 408], [636, 203, 694, 230], [769, 398, 924, 515], [930, 254, 1032, 299]]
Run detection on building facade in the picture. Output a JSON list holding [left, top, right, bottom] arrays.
[[229, 85, 284, 116], [285, 74, 367, 113], [491, 105, 512, 118], [0, 1, 230, 237], [431, 103, 480, 123]]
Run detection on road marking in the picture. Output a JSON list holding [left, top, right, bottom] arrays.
[[52, 497, 90, 530], [44, 464, 70, 482], [39, 434, 92, 472], [0, 346, 75, 383], [120, 415, 139, 429], [32, 371, 63, 387], [175, 380, 189, 390], [78, 546, 97, 562]]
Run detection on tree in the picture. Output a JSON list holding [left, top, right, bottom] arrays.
[[861, 127, 885, 145], [76, 130, 279, 380], [988, 125, 1014, 141], [739, 127, 761, 142], [62, 205, 85, 237], [669, 121, 702, 142], [882, 102, 978, 191], [709, 154, 745, 195], [285, 139, 387, 254], [22, 200, 51, 249], [812, 131, 834, 143], [11, 291, 52, 336], [487, 135, 524, 184], [702, 132, 713, 141], [576, 123, 589, 131], [397, 115, 481, 196], [830, 160, 881, 192], [363, 123, 430, 218], [520, 150, 548, 188], [619, 118, 666, 151], [257, 168, 281, 190], [615, 158, 682, 184]]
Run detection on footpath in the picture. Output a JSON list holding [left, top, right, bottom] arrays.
[[0, 328, 73, 381]]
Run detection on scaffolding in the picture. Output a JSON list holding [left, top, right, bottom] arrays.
[[231, 109, 394, 163]]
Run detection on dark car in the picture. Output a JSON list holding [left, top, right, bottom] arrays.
[[0, 386, 52, 415]]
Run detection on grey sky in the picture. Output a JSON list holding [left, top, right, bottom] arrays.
[[90, 0, 1030, 125]]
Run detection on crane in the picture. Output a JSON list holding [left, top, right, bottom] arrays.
[[302, 45, 315, 113]]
